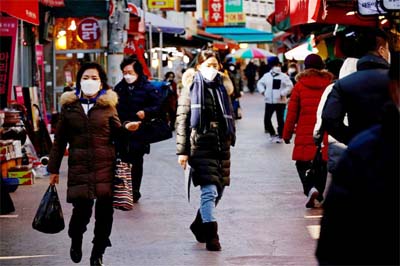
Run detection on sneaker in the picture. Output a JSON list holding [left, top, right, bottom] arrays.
[[274, 136, 283, 143], [305, 187, 319, 208]]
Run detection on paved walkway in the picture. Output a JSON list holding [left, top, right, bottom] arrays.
[[0, 93, 322, 266]]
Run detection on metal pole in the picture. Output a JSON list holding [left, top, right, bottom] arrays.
[[158, 31, 162, 80], [20, 20, 24, 86], [149, 22, 152, 74]]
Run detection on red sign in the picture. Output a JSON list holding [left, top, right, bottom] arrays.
[[78, 18, 101, 42], [275, 0, 290, 24], [290, 0, 321, 26], [0, 0, 39, 25], [0, 17, 18, 108], [208, 0, 224, 26]]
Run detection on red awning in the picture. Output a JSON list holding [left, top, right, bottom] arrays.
[[0, 0, 39, 25], [316, 6, 376, 27], [39, 0, 65, 7]]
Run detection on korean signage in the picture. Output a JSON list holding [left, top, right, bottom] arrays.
[[225, 0, 245, 25], [0, 0, 39, 25], [78, 18, 101, 42], [148, 0, 174, 10], [208, 0, 224, 26], [0, 17, 18, 108]]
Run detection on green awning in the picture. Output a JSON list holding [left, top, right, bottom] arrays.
[[205, 27, 274, 43]]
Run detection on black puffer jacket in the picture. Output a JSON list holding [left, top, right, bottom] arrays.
[[48, 90, 121, 203], [114, 76, 161, 155], [321, 54, 390, 144], [176, 69, 234, 190]]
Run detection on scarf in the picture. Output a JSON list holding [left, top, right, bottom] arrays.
[[76, 88, 107, 104], [190, 72, 236, 144]]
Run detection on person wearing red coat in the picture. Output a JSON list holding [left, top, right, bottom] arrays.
[[283, 54, 333, 208]]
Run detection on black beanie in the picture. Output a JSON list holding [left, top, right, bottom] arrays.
[[304, 54, 325, 70]]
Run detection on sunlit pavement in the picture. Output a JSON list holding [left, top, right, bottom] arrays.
[[0, 92, 323, 266]]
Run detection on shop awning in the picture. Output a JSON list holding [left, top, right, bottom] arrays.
[[0, 0, 39, 25], [205, 27, 274, 43], [145, 12, 185, 35]]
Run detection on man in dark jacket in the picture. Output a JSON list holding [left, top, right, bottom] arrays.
[[316, 51, 399, 265], [321, 29, 391, 145], [114, 56, 161, 202]]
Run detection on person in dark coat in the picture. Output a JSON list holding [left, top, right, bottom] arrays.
[[244, 60, 257, 93], [316, 51, 400, 265], [48, 62, 140, 266], [282, 54, 333, 208], [113, 56, 161, 203], [176, 50, 235, 251], [321, 29, 391, 145], [163, 71, 178, 130]]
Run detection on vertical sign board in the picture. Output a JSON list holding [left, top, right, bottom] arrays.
[[0, 17, 18, 109], [35, 44, 48, 126], [208, 0, 224, 26], [225, 0, 245, 26]]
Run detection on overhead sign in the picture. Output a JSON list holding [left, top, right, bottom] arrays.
[[208, 0, 224, 26], [148, 0, 174, 10], [78, 18, 101, 42], [357, 0, 387, 15], [225, 0, 245, 25], [0, 0, 39, 25], [382, 0, 400, 10], [179, 0, 196, 11]]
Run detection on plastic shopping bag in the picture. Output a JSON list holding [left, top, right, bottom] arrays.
[[32, 184, 65, 234]]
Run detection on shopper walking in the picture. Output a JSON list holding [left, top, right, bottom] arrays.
[[47, 62, 141, 266], [176, 49, 235, 251], [321, 29, 391, 145], [113, 55, 161, 203], [316, 51, 399, 265], [257, 56, 293, 142], [282, 54, 333, 208]]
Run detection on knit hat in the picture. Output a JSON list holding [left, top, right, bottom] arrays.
[[304, 54, 325, 70], [267, 56, 280, 66]]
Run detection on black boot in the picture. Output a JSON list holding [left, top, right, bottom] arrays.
[[190, 209, 205, 243], [90, 245, 105, 266], [203, 222, 221, 251], [69, 237, 82, 263]]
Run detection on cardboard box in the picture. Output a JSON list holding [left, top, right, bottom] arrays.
[[8, 167, 33, 185]]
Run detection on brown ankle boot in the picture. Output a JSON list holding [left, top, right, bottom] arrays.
[[190, 210, 206, 243], [203, 221, 221, 251]]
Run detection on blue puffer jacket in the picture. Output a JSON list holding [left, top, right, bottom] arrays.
[[114, 76, 161, 155], [321, 54, 390, 145]]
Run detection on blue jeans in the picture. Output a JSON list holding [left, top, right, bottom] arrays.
[[200, 184, 219, 223]]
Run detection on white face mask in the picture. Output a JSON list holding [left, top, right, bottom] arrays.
[[124, 74, 137, 84], [80, 79, 101, 97], [288, 68, 296, 74], [200, 66, 219, 81], [272, 66, 281, 73]]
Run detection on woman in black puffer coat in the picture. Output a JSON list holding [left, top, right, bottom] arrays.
[[176, 50, 235, 251]]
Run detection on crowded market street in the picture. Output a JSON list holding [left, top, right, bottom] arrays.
[[0, 93, 323, 266]]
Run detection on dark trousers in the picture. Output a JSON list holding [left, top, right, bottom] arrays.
[[68, 197, 113, 250], [264, 103, 286, 137], [247, 77, 256, 93], [295, 160, 327, 201], [130, 152, 144, 194]]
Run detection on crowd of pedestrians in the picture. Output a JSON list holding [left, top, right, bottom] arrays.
[[40, 26, 399, 266]]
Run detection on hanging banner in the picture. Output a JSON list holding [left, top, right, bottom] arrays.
[[208, 0, 224, 26], [35, 44, 48, 126], [357, 0, 387, 15], [0, 17, 18, 109]]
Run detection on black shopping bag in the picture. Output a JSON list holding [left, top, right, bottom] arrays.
[[32, 184, 65, 234]]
